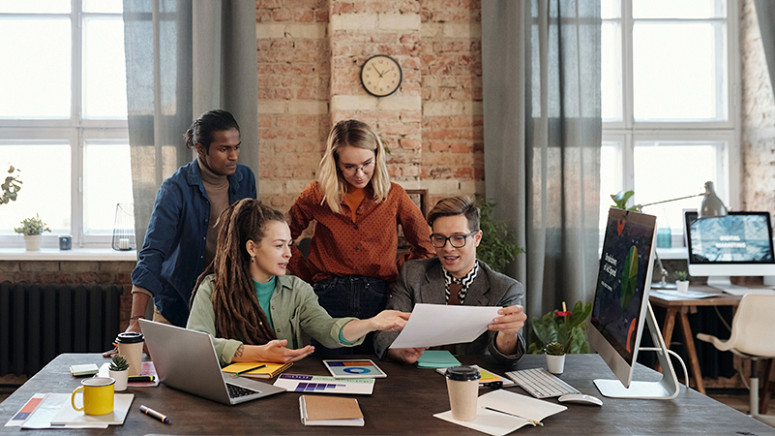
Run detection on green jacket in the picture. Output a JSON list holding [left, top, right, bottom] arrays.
[[187, 274, 361, 365]]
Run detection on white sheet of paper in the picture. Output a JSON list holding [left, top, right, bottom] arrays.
[[389, 303, 501, 349]]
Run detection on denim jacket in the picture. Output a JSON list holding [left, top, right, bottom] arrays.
[[131, 159, 256, 327], [187, 274, 361, 365]]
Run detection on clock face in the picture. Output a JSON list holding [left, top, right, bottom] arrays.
[[360, 55, 402, 97]]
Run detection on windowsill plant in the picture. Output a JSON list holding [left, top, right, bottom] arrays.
[[13, 214, 51, 251]]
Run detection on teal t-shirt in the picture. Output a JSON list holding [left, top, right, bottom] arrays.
[[253, 276, 276, 330]]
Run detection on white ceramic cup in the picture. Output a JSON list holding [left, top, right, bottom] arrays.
[[445, 366, 481, 421]]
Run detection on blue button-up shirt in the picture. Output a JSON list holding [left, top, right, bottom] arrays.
[[131, 159, 256, 327]]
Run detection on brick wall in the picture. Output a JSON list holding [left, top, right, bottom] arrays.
[[740, 0, 775, 215], [0, 261, 135, 331], [257, 0, 483, 210]]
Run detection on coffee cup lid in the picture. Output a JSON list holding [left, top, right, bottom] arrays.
[[115, 332, 144, 344], [445, 366, 481, 381]]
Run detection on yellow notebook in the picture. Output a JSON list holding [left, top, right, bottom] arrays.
[[221, 361, 292, 379]]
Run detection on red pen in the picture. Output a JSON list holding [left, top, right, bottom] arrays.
[[139, 405, 170, 424]]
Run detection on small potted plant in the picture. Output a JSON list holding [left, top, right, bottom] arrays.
[[109, 355, 130, 391], [528, 301, 593, 374], [675, 271, 690, 293], [13, 214, 51, 251]]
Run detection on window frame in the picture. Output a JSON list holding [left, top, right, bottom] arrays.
[[0, 1, 128, 249], [601, 0, 741, 248]]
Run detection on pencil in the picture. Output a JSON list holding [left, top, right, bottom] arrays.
[[233, 364, 266, 377], [483, 406, 543, 426]]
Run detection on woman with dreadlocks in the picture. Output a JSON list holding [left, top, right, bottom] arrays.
[[186, 198, 410, 364]]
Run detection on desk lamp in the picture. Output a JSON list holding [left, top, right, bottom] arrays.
[[635, 181, 728, 289]]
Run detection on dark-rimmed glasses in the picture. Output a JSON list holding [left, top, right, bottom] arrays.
[[430, 231, 477, 248]]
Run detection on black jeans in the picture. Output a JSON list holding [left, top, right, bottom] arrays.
[[312, 275, 390, 356]]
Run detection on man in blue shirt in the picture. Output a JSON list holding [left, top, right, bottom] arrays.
[[126, 110, 256, 331]]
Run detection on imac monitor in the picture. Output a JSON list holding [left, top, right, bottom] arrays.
[[588, 208, 679, 399], [684, 211, 775, 291]]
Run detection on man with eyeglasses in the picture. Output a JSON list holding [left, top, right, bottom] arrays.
[[374, 196, 527, 364]]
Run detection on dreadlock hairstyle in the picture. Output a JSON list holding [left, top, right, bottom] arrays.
[[192, 198, 285, 345]]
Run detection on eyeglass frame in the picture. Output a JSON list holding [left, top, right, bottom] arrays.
[[338, 160, 375, 176], [429, 230, 478, 248]]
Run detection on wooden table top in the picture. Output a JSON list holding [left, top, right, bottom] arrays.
[[1, 353, 772, 435], [649, 284, 742, 307]]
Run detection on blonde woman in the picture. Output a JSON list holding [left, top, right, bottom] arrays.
[[288, 120, 433, 355]]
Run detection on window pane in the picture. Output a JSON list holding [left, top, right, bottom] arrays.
[[599, 141, 623, 233], [83, 140, 133, 234], [0, 0, 69, 13], [633, 0, 725, 19], [83, 17, 127, 119], [633, 142, 720, 233], [602, 21, 622, 122], [633, 22, 727, 121], [601, 0, 621, 19], [0, 18, 71, 118], [0, 143, 71, 235], [83, 0, 122, 13]]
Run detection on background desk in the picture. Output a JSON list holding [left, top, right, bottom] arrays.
[[2, 353, 772, 435], [649, 285, 741, 394]]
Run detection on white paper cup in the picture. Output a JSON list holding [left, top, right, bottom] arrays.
[[445, 366, 481, 421], [115, 332, 144, 376]]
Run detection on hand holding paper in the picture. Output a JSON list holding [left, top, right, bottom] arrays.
[[389, 303, 502, 349]]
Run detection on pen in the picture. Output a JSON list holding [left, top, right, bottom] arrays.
[[483, 407, 543, 426], [139, 405, 170, 424], [128, 375, 155, 382], [233, 364, 266, 377]]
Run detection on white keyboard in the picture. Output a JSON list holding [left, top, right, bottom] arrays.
[[505, 367, 579, 399], [711, 285, 775, 296]]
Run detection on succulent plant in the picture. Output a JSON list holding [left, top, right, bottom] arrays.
[[109, 355, 129, 372], [675, 271, 689, 281]]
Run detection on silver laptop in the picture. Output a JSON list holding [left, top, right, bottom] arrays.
[[139, 319, 285, 405]]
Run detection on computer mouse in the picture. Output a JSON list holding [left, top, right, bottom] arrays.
[[557, 393, 603, 406]]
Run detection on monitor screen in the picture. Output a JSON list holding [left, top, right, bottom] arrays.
[[589, 208, 657, 388], [684, 211, 775, 278]]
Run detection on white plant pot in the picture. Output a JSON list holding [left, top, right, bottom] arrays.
[[109, 369, 128, 391], [546, 354, 566, 374], [23, 235, 42, 251], [676, 280, 690, 293]]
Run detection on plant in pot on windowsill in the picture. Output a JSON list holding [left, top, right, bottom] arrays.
[[13, 214, 51, 251], [675, 271, 690, 293], [528, 301, 593, 374], [109, 355, 129, 391]]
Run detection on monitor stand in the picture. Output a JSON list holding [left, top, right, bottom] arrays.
[[594, 303, 680, 399]]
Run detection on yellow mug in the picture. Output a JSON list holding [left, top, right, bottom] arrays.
[[71, 377, 115, 415]]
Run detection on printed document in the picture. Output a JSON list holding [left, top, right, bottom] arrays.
[[389, 303, 501, 348]]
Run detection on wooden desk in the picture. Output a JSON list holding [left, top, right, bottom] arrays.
[[2, 353, 772, 434], [649, 285, 741, 394]]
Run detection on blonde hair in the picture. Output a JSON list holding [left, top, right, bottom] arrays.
[[317, 120, 391, 213]]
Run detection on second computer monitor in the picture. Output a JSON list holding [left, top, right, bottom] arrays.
[[684, 211, 775, 287]]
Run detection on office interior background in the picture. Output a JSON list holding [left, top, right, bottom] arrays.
[[0, 0, 773, 414]]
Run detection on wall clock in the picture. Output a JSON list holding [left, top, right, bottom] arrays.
[[360, 54, 402, 97]]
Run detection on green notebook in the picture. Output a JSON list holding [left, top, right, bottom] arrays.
[[416, 350, 461, 369]]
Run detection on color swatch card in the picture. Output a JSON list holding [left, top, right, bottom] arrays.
[[322, 359, 387, 378], [274, 374, 375, 395]]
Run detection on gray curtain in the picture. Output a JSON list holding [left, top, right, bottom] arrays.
[[755, 0, 775, 97], [482, 0, 601, 321], [123, 0, 259, 248]]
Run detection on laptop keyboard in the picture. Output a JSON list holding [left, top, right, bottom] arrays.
[[505, 367, 579, 398], [227, 383, 260, 399]]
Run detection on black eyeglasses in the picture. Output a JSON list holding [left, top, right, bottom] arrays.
[[430, 231, 477, 248]]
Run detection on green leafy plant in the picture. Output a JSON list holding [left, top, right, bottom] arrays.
[[675, 271, 689, 281], [109, 355, 129, 372], [610, 190, 639, 211], [1, 165, 22, 205], [13, 214, 51, 236], [528, 301, 593, 355], [475, 196, 525, 274]]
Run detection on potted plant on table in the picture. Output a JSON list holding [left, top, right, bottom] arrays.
[[109, 355, 130, 391], [528, 301, 593, 374], [675, 271, 690, 293], [13, 214, 51, 251]]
